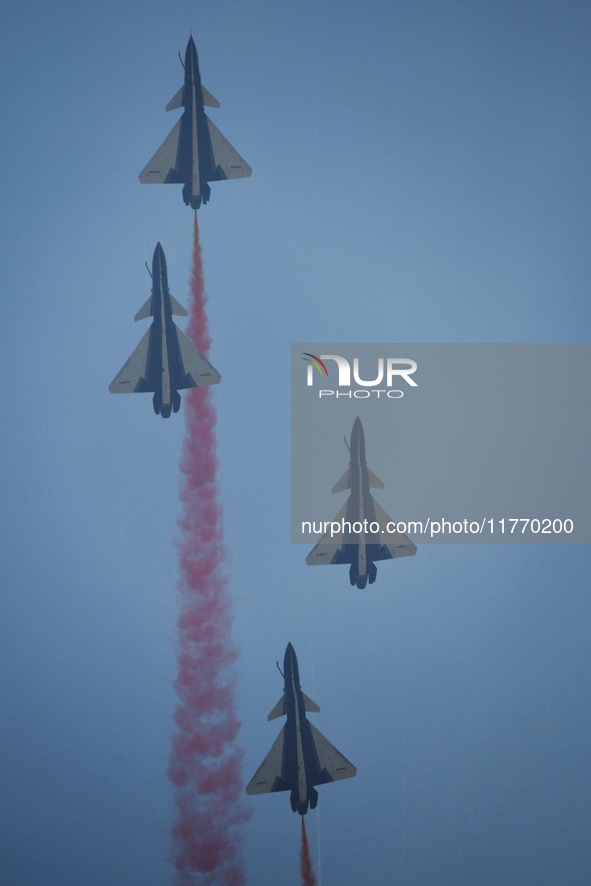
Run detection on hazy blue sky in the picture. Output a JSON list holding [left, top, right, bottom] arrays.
[[1, 1, 590, 884]]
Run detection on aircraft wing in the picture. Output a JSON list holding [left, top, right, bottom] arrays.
[[109, 328, 154, 393], [305, 501, 350, 566], [309, 723, 357, 784], [371, 499, 417, 560], [245, 726, 288, 795], [331, 468, 350, 494], [331, 466, 384, 494], [302, 693, 320, 714], [165, 86, 185, 112], [202, 86, 220, 108], [267, 695, 286, 721], [206, 116, 252, 181], [166, 85, 220, 111], [174, 326, 221, 388], [139, 118, 184, 184]]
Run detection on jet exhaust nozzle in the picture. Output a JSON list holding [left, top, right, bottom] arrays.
[[291, 790, 311, 816], [350, 563, 368, 589], [153, 393, 172, 418]]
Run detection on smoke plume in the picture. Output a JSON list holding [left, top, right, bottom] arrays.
[[300, 817, 317, 886], [169, 215, 250, 884]]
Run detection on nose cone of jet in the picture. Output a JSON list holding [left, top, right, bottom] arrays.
[[152, 242, 169, 292], [351, 416, 364, 447], [185, 35, 197, 60], [284, 642, 299, 679], [152, 242, 166, 273], [185, 35, 200, 83]]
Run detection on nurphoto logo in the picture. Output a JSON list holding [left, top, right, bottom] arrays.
[[302, 352, 417, 399]]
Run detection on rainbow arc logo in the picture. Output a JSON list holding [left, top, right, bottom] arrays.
[[302, 353, 329, 377]]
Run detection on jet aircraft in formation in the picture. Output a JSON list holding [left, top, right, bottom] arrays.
[[109, 242, 220, 417], [306, 417, 417, 588], [246, 643, 357, 815], [113, 36, 401, 830], [139, 36, 252, 209]]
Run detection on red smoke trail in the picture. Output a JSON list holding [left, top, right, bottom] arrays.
[[169, 214, 250, 884], [300, 818, 317, 886]]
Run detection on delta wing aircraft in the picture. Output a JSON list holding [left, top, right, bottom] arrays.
[[109, 242, 220, 417], [246, 643, 357, 815], [306, 417, 417, 588], [139, 36, 251, 209]]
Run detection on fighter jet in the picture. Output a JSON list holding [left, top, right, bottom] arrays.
[[139, 36, 251, 209], [306, 417, 417, 588], [109, 242, 220, 417], [246, 643, 357, 815]]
